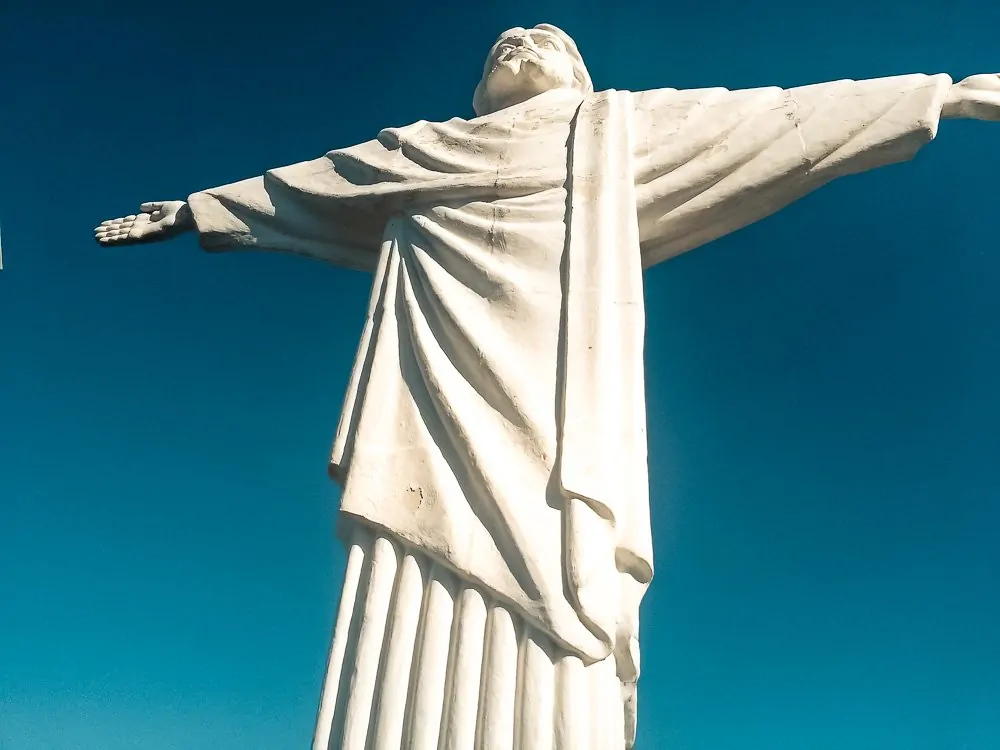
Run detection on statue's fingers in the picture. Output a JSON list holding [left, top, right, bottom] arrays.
[[139, 202, 161, 213]]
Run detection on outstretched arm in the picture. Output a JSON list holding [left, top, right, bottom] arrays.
[[93, 161, 387, 272], [635, 72, 999, 267], [93, 139, 412, 271]]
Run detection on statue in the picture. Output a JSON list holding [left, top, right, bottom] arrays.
[[94, 24, 1000, 750]]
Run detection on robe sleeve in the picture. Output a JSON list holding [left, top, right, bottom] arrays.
[[633, 74, 953, 267], [186, 130, 426, 272]]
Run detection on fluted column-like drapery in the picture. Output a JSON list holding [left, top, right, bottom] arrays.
[[311, 525, 627, 750]]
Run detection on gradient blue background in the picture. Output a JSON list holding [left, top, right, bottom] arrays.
[[1, 0, 998, 747]]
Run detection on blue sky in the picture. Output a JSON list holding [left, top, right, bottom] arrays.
[[1, 0, 998, 748]]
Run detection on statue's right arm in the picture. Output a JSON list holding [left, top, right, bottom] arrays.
[[94, 200, 194, 246], [95, 157, 386, 272]]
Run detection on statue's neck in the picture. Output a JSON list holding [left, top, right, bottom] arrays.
[[482, 87, 585, 117]]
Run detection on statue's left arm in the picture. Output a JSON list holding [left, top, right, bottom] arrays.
[[634, 73, 1000, 267]]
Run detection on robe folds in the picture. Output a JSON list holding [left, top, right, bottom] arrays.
[[187, 75, 952, 677]]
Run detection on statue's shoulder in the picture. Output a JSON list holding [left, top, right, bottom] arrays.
[[631, 84, 792, 115]]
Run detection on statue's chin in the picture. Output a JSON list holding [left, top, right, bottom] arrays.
[[485, 63, 567, 111]]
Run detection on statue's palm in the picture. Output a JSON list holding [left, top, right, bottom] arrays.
[[94, 201, 189, 245], [946, 73, 1000, 121]]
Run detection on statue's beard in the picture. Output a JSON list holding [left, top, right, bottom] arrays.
[[485, 58, 568, 105]]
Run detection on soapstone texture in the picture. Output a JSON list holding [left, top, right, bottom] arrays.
[[94, 23, 1000, 750]]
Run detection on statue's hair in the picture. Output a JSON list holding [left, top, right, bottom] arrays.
[[472, 24, 593, 117]]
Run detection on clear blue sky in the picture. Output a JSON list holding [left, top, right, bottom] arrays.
[[1, 0, 998, 748]]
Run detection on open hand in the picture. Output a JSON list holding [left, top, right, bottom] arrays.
[[943, 74, 1000, 121], [94, 200, 193, 245]]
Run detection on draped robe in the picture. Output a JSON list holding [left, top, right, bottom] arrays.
[[186, 74, 952, 746]]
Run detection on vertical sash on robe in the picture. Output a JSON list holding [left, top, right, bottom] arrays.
[[560, 90, 654, 662]]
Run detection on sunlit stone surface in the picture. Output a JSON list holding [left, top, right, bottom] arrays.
[[94, 24, 1000, 749]]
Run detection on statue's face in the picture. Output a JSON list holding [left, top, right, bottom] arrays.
[[480, 27, 578, 112]]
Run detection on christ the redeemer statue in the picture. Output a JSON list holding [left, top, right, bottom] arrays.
[[95, 24, 1000, 750]]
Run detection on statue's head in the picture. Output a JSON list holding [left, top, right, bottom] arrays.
[[473, 24, 592, 116]]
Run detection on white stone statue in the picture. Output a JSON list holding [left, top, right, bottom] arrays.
[[94, 24, 1000, 750]]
